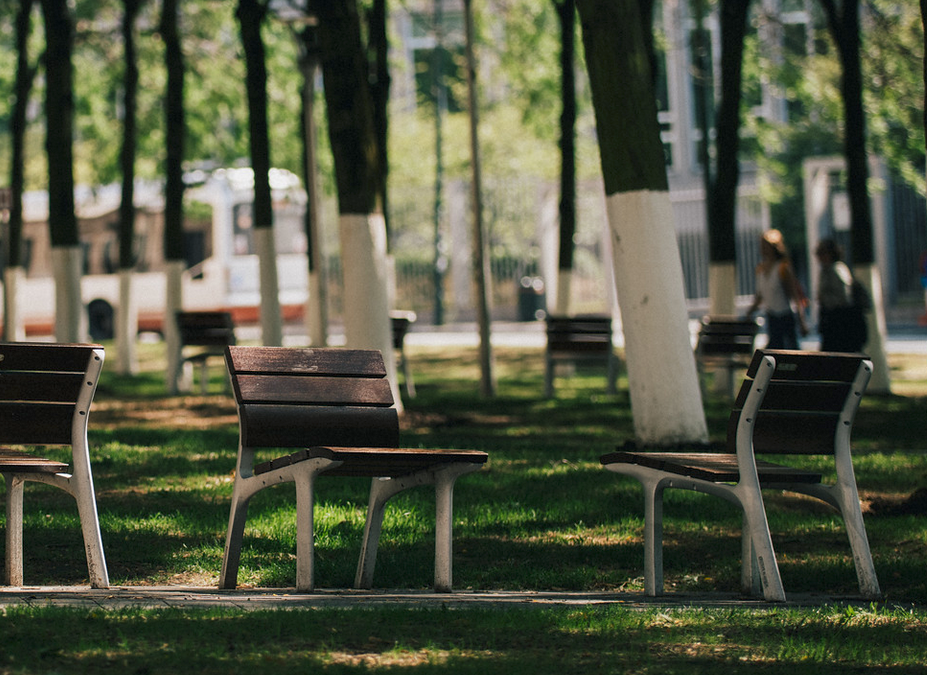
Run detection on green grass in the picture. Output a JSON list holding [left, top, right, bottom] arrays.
[[2, 340, 927, 672]]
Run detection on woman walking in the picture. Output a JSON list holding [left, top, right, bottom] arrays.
[[746, 229, 808, 349]]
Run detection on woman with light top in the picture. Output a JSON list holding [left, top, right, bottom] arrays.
[[746, 229, 808, 349]]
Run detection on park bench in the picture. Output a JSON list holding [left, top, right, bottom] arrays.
[[0, 342, 109, 588], [694, 315, 759, 397], [544, 315, 619, 397], [390, 310, 417, 398], [219, 345, 488, 592], [601, 349, 880, 602], [175, 311, 236, 394]]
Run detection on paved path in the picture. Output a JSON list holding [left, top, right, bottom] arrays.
[[0, 586, 885, 611]]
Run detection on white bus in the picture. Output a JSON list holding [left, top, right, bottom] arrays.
[[2, 167, 309, 339]]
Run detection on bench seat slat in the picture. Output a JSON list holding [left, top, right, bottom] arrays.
[[228, 347, 387, 378], [254, 446, 488, 477], [601, 450, 822, 484], [235, 374, 393, 407], [0, 449, 69, 473]]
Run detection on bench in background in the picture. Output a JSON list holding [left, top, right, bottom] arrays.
[[694, 315, 759, 397], [390, 310, 417, 399], [175, 311, 236, 394], [0, 342, 109, 588], [601, 349, 880, 602], [220, 346, 488, 592], [544, 315, 619, 397]]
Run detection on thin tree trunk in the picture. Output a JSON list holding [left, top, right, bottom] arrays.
[[463, 0, 495, 397], [708, 0, 750, 316], [161, 0, 186, 393], [117, 0, 142, 374], [41, 0, 83, 343], [554, 0, 577, 316], [577, 0, 707, 444], [4, 0, 38, 342], [238, 0, 282, 347]]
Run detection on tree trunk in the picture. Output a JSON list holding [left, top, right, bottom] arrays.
[[4, 0, 38, 342], [820, 0, 891, 393], [41, 0, 83, 342], [317, 0, 400, 408], [117, 0, 142, 374], [554, 0, 577, 316], [577, 0, 707, 444], [161, 0, 186, 393], [238, 0, 282, 347], [463, 0, 495, 397], [368, 0, 391, 240], [297, 25, 328, 347]]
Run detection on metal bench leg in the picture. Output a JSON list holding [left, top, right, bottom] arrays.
[[832, 487, 881, 598], [294, 469, 318, 592], [641, 478, 665, 596], [4, 475, 24, 586], [738, 491, 786, 602], [219, 489, 252, 590], [544, 356, 555, 397], [355, 477, 404, 589], [400, 352, 416, 398]]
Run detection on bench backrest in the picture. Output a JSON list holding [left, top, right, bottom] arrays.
[[225, 346, 400, 449], [177, 311, 236, 347], [729, 349, 870, 455], [390, 311, 416, 350], [696, 316, 759, 358], [546, 315, 613, 353], [0, 343, 102, 445]]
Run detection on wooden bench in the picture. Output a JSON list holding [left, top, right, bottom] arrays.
[[695, 315, 759, 397], [390, 310, 417, 399], [544, 315, 619, 397], [219, 346, 488, 592], [601, 349, 880, 602], [0, 342, 109, 588], [175, 311, 236, 394]]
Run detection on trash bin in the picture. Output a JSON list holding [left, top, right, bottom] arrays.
[[517, 276, 546, 321]]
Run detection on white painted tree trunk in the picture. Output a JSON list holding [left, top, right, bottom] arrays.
[[339, 212, 401, 412], [555, 269, 573, 316], [52, 246, 85, 343], [255, 226, 283, 347], [164, 259, 184, 394], [854, 262, 891, 394], [605, 191, 708, 444], [3, 267, 26, 342], [305, 269, 328, 347], [116, 269, 138, 374], [708, 261, 737, 316]]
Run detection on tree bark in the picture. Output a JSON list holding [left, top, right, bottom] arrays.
[[577, 0, 707, 444]]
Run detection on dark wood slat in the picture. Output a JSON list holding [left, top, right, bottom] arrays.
[[0, 449, 69, 473], [227, 346, 387, 378], [254, 446, 488, 477], [0, 372, 86, 404], [0, 343, 97, 373], [177, 311, 236, 347], [240, 405, 401, 449], [734, 380, 852, 412], [235, 374, 394, 407], [0, 403, 76, 445], [600, 451, 822, 484], [726, 411, 840, 455], [747, 349, 865, 381]]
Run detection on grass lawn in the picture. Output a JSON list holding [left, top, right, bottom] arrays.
[[1, 339, 926, 672]]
